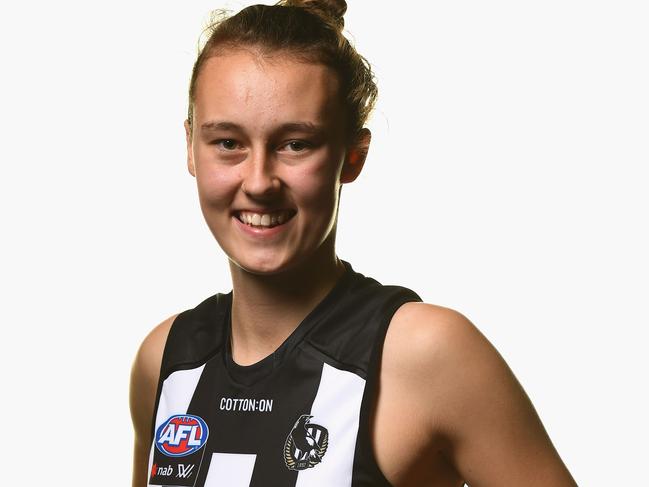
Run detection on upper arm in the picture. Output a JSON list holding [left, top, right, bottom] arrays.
[[391, 303, 577, 487], [129, 314, 177, 487]]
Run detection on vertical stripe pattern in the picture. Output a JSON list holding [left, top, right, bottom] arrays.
[[147, 365, 206, 477], [295, 363, 366, 487], [204, 453, 257, 487]]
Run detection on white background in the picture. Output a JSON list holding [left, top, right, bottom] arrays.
[[1, 1, 647, 485]]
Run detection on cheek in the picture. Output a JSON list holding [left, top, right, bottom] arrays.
[[195, 165, 237, 207], [292, 162, 341, 216]]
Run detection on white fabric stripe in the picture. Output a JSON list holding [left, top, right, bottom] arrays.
[[147, 365, 206, 478], [295, 363, 366, 487], [204, 452, 257, 487]]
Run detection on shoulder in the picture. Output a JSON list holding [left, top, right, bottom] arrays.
[[382, 302, 488, 386], [130, 314, 179, 486], [380, 302, 577, 485], [382, 300, 527, 435], [131, 314, 178, 389], [129, 314, 179, 438], [382, 301, 523, 425], [381, 301, 499, 398]]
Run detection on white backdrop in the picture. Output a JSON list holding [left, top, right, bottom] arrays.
[[1, 1, 647, 485]]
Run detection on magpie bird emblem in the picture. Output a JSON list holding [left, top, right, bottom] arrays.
[[283, 414, 329, 470]]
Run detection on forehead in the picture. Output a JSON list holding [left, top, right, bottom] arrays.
[[193, 50, 343, 130]]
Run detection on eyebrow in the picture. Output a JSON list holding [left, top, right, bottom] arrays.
[[200, 120, 324, 134], [200, 121, 242, 132]]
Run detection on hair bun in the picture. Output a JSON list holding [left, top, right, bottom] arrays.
[[284, 0, 347, 29]]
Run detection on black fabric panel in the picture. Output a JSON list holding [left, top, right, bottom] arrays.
[[306, 262, 422, 379], [160, 293, 230, 380], [149, 260, 423, 486], [148, 292, 230, 444], [186, 347, 326, 487], [351, 289, 423, 487], [222, 262, 357, 388]]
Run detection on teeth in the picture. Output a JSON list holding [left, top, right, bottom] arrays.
[[237, 210, 293, 228]]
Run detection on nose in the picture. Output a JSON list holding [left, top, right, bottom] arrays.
[[240, 148, 281, 200]]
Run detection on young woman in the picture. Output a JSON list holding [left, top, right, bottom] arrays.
[[130, 1, 578, 486]]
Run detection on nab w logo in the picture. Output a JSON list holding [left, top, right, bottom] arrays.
[[155, 414, 209, 457], [176, 464, 195, 478]]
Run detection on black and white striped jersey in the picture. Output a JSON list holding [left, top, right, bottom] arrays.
[[147, 260, 421, 487]]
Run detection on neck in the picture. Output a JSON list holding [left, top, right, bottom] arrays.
[[228, 244, 345, 366]]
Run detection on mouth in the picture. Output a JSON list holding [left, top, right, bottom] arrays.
[[234, 209, 297, 229]]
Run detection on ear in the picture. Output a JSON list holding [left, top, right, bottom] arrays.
[[184, 119, 196, 177], [340, 128, 371, 184]]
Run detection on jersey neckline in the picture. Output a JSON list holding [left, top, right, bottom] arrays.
[[223, 259, 357, 388]]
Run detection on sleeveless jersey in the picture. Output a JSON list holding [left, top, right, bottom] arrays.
[[147, 260, 422, 487]]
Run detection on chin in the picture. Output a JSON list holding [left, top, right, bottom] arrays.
[[229, 252, 295, 276]]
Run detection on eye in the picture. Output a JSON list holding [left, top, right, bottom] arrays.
[[212, 139, 241, 151], [282, 140, 311, 152]]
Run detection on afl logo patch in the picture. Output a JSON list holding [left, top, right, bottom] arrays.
[[284, 414, 329, 471], [155, 414, 209, 457]]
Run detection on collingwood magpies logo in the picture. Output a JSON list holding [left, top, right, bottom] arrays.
[[283, 414, 329, 471]]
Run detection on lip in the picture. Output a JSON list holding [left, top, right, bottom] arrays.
[[232, 212, 295, 238], [232, 207, 294, 214]]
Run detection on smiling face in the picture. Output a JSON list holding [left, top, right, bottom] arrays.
[[185, 49, 369, 275]]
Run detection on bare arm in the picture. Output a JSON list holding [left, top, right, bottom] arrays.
[[129, 314, 177, 487], [392, 303, 577, 486]]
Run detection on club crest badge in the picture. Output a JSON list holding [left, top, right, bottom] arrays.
[[284, 414, 329, 470]]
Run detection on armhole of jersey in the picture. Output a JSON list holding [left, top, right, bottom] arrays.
[[148, 309, 188, 445], [352, 289, 422, 487], [146, 294, 228, 444]]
